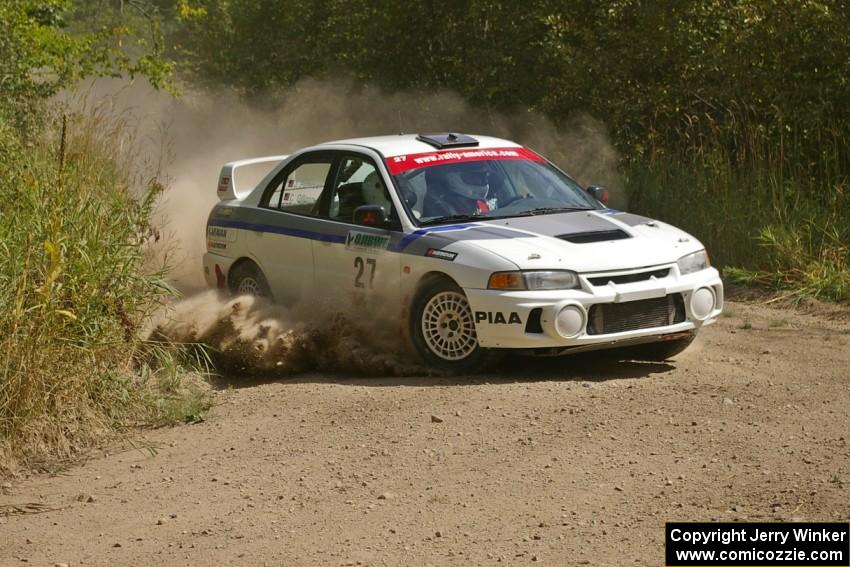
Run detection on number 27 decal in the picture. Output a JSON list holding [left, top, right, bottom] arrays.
[[354, 257, 377, 289]]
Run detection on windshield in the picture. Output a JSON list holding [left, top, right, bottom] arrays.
[[388, 148, 597, 224]]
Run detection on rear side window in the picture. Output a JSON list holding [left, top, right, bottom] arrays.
[[265, 159, 332, 214], [326, 156, 395, 222]]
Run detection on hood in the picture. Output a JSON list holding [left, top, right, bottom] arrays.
[[448, 211, 703, 272]]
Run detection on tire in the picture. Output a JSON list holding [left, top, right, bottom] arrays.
[[229, 260, 272, 299], [409, 277, 502, 374], [619, 331, 698, 361]]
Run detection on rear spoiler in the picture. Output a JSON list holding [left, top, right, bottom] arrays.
[[217, 155, 289, 201]]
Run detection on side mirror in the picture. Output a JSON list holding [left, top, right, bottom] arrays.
[[353, 205, 387, 227], [587, 185, 610, 205]]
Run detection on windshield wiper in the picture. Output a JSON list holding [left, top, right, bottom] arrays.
[[514, 206, 593, 216], [419, 214, 494, 226]]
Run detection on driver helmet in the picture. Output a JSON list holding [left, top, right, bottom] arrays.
[[362, 171, 392, 212]]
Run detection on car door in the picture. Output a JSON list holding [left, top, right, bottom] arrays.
[[310, 153, 402, 312], [251, 152, 335, 305]]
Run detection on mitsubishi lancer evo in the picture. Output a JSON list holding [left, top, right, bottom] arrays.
[[203, 133, 723, 372]]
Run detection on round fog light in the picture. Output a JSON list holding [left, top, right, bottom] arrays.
[[555, 305, 586, 338], [690, 287, 716, 320]]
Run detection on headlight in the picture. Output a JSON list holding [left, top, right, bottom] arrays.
[[488, 270, 580, 290], [678, 250, 710, 275]]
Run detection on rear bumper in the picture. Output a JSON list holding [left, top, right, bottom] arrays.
[[202, 252, 237, 290], [464, 266, 723, 349]]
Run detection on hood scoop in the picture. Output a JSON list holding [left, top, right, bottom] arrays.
[[557, 229, 631, 244]]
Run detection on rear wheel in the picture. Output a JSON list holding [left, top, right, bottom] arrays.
[[620, 332, 697, 361], [229, 261, 271, 299], [410, 277, 501, 374]]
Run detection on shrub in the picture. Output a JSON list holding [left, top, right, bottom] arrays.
[[625, 115, 850, 303], [0, 110, 208, 472]]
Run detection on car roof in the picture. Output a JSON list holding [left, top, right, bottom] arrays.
[[318, 134, 522, 158]]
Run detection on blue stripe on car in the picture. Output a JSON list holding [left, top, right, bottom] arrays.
[[208, 219, 348, 244], [209, 215, 540, 256], [207, 218, 477, 251], [388, 224, 475, 252]]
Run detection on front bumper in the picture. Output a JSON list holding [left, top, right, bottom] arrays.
[[464, 264, 723, 350]]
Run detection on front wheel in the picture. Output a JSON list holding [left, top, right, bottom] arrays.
[[410, 278, 501, 374]]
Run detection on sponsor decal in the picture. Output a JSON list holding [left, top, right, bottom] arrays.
[[207, 226, 228, 239], [206, 224, 236, 242], [218, 176, 230, 192], [475, 311, 522, 325], [346, 231, 390, 252], [425, 248, 457, 261], [281, 185, 323, 205], [386, 147, 545, 175], [207, 240, 227, 250], [282, 191, 316, 205]]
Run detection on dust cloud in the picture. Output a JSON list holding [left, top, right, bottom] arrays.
[[69, 77, 622, 292], [149, 291, 425, 377], [68, 77, 621, 377]]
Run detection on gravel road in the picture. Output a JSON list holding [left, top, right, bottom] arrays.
[[2, 298, 849, 566]]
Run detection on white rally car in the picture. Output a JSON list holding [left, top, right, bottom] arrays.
[[203, 133, 723, 372]]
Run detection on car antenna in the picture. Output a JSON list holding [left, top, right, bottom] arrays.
[[397, 109, 404, 135]]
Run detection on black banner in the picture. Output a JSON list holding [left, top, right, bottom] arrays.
[[666, 522, 849, 566]]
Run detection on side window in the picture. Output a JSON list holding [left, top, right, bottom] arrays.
[[265, 159, 332, 214], [326, 156, 395, 222]]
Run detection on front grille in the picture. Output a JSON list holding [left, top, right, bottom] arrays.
[[586, 294, 685, 335], [588, 268, 670, 286], [557, 229, 631, 243]]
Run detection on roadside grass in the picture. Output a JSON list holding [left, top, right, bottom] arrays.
[[625, 118, 850, 303], [0, 110, 209, 473], [141, 342, 213, 426]]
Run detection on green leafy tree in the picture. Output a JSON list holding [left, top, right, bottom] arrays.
[[0, 0, 173, 130], [171, 0, 849, 158]]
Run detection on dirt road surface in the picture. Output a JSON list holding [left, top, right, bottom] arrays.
[[2, 298, 850, 566]]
